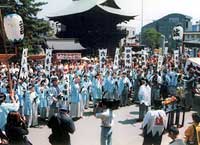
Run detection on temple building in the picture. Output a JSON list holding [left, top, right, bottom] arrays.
[[48, 0, 136, 57]]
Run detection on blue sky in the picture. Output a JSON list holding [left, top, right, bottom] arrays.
[[37, 0, 200, 33]]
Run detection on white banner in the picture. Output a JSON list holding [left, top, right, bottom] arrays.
[[174, 50, 179, 68], [124, 47, 132, 68], [113, 48, 120, 69], [164, 47, 168, 55], [19, 48, 28, 78], [141, 49, 148, 66], [45, 48, 52, 77], [157, 55, 164, 71], [99, 49, 107, 71]]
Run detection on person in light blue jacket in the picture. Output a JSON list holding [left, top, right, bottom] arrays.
[[39, 80, 49, 120], [0, 92, 19, 131], [16, 78, 26, 117], [70, 77, 83, 118]]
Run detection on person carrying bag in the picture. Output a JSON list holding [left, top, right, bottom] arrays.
[[185, 113, 200, 145]]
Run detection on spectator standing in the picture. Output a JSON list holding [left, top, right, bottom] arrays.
[[5, 111, 32, 145], [48, 104, 75, 145], [96, 100, 114, 145]]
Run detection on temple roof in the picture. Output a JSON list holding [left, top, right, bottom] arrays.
[[46, 38, 86, 51], [48, 0, 135, 18]]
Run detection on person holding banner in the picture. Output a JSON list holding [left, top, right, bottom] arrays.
[[16, 78, 26, 118]]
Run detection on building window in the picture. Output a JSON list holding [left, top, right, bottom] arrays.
[[185, 22, 188, 29], [169, 17, 179, 23]]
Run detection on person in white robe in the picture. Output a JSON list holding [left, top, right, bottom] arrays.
[[142, 109, 167, 145], [138, 79, 151, 121]]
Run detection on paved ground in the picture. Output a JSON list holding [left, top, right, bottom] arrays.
[[28, 104, 195, 145]]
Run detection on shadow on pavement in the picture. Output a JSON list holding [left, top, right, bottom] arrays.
[[130, 111, 139, 115], [118, 118, 137, 125], [84, 111, 94, 117]]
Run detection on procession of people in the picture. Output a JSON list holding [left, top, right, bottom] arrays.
[[0, 49, 200, 145]]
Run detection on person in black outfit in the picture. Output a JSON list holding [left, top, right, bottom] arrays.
[[5, 111, 31, 145], [48, 105, 75, 145]]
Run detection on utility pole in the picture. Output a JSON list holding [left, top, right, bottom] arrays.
[[140, 0, 144, 44]]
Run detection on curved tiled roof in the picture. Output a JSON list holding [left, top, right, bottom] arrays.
[[48, 0, 135, 18]]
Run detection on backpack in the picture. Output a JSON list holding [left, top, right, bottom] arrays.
[[187, 125, 198, 145]]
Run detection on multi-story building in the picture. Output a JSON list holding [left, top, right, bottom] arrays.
[[142, 13, 192, 49], [183, 31, 200, 57]]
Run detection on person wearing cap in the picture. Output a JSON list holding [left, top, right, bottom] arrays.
[[48, 104, 75, 145], [168, 126, 185, 145], [0, 92, 19, 131]]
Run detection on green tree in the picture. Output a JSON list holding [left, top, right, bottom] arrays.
[[141, 28, 161, 49], [0, 0, 50, 54]]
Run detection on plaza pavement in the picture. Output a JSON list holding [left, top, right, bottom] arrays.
[[28, 104, 195, 145]]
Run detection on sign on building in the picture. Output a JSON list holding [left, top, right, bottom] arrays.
[[56, 53, 81, 60]]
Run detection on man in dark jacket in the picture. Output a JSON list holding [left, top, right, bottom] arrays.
[[48, 105, 75, 145]]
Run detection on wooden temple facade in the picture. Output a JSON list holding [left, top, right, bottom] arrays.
[[48, 0, 135, 57]]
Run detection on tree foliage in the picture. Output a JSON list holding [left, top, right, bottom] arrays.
[[141, 28, 161, 49], [0, 0, 50, 54]]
